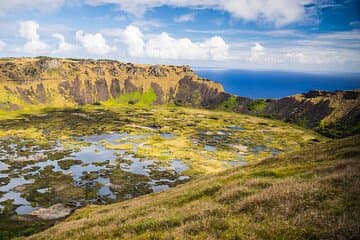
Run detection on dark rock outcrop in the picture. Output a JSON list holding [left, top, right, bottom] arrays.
[[110, 79, 121, 98], [1, 57, 358, 138], [38, 59, 61, 71], [151, 82, 165, 104], [124, 78, 141, 93], [95, 79, 109, 101], [35, 83, 47, 103], [261, 97, 333, 128], [174, 76, 227, 107], [234, 96, 253, 114], [229, 90, 360, 137], [108, 66, 119, 76], [92, 66, 105, 75], [149, 65, 168, 77], [126, 64, 145, 75]]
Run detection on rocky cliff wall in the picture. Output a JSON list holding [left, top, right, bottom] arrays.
[[231, 90, 360, 137], [0, 57, 359, 137], [0, 57, 224, 108]]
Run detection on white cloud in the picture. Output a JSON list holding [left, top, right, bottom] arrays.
[[285, 52, 306, 64], [174, 13, 195, 23], [52, 33, 77, 55], [102, 25, 229, 60], [315, 30, 360, 40], [122, 25, 145, 57], [132, 19, 166, 30], [285, 49, 347, 65], [19, 21, 48, 54], [144, 33, 229, 60], [86, 0, 314, 26], [0, 40, 5, 50], [145, 32, 207, 59], [0, 0, 65, 15], [75, 30, 116, 55], [117, 25, 229, 60], [249, 42, 265, 61], [201, 36, 229, 60]]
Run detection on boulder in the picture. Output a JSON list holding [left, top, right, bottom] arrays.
[[37, 59, 61, 70], [30, 204, 72, 220], [149, 65, 168, 77]]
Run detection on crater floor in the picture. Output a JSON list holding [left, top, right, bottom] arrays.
[[0, 105, 324, 238]]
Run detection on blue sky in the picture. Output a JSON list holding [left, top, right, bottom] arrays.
[[0, 0, 359, 73]]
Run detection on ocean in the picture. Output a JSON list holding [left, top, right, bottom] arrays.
[[195, 69, 360, 99]]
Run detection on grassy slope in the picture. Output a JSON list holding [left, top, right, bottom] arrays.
[[24, 136, 360, 240]]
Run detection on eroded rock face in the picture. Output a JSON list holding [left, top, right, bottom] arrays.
[[30, 204, 72, 220], [92, 66, 105, 75], [174, 76, 227, 108], [108, 66, 119, 76], [110, 79, 121, 98], [230, 90, 360, 136], [151, 82, 165, 104], [1, 58, 223, 108], [124, 78, 141, 93], [234, 96, 253, 114], [1, 58, 358, 137], [149, 65, 168, 77], [126, 64, 145, 75], [95, 79, 109, 101], [262, 97, 333, 128], [38, 59, 61, 70], [35, 83, 47, 103], [59, 77, 95, 105], [182, 65, 192, 73], [304, 90, 334, 98]]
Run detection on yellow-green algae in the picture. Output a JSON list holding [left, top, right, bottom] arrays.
[[0, 104, 326, 239]]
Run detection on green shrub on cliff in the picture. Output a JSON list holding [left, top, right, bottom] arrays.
[[249, 99, 266, 113]]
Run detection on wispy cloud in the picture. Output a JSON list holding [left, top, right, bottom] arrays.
[[174, 13, 195, 23], [0, 0, 65, 15], [86, 0, 315, 26], [131, 19, 166, 30]]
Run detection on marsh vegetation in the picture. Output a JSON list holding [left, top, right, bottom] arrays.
[[0, 105, 324, 238]]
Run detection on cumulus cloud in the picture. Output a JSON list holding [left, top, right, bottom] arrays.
[[75, 30, 116, 55], [249, 42, 265, 61], [116, 25, 229, 60], [0, 0, 65, 15], [19, 21, 48, 54], [145, 32, 206, 59], [174, 13, 195, 23], [122, 25, 145, 57], [86, 0, 314, 26], [201, 36, 230, 60], [52, 33, 77, 55]]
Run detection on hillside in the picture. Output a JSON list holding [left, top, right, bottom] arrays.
[[1, 57, 359, 137], [0, 104, 325, 239], [0, 57, 224, 109], [23, 136, 360, 240], [232, 90, 360, 138], [0, 57, 358, 239]]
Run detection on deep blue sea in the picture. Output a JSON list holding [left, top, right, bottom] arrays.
[[195, 69, 360, 99]]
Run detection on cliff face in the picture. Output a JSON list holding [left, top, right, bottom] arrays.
[[230, 90, 360, 137], [0, 57, 224, 109], [0, 57, 359, 137]]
